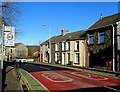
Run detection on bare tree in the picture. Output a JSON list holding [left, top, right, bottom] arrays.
[[1, 1, 22, 26], [0, 0, 22, 38]]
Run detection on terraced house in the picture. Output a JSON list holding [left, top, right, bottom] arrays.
[[86, 13, 120, 71], [40, 13, 120, 71], [40, 29, 89, 67]]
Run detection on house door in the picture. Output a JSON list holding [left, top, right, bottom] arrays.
[[40, 54, 43, 62], [62, 53, 65, 65], [67, 53, 70, 65], [89, 51, 94, 67]]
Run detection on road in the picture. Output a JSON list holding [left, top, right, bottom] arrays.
[[19, 63, 120, 92]]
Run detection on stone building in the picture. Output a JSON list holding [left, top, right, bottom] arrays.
[[86, 13, 120, 71]]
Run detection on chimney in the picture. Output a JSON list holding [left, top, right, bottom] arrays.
[[61, 28, 68, 36]]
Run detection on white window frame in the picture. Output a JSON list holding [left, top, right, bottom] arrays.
[[74, 53, 80, 63], [55, 53, 59, 62], [62, 42, 66, 51], [75, 41, 79, 50], [67, 53, 70, 64], [66, 42, 70, 51], [62, 53, 65, 65], [55, 43, 59, 51]]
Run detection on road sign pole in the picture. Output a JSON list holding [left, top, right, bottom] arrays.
[[1, 25, 4, 69], [0, 25, 4, 92]]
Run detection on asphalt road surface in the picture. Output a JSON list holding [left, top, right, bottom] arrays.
[[19, 63, 120, 92]]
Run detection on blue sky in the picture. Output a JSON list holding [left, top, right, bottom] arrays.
[[16, 2, 119, 45]]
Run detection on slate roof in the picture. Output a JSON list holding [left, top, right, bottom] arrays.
[[87, 13, 120, 31], [41, 30, 85, 45]]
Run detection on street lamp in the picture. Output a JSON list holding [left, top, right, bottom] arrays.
[[43, 24, 51, 63]]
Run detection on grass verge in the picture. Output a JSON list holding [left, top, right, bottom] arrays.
[[19, 68, 49, 92]]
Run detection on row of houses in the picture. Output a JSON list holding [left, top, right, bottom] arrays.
[[40, 13, 120, 71]]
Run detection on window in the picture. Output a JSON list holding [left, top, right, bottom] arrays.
[[68, 42, 70, 51], [66, 42, 70, 51], [99, 32, 105, 44], [10, 49, 12, 53], [10, 55, 12, 59], [89, 34, 94, 45], [75, 41, 79, 50], [64, 42, 66, 51], [55, 43, 59, 51], [62, 42, 66, 51], [74, 53, 80, 63], [67, 53, 70, 64], [62, 53, 66, 65], [47, 42, 50, 48], [55, 53, 59, 61]]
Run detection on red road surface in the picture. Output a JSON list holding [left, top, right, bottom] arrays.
[[30, 70, 120, 91]]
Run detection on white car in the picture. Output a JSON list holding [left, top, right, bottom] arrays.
[[20, 59, 27, 63], [15, 58, 27, 63]]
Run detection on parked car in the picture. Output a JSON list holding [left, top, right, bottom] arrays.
[[19, 59, 27, 63], [14, 57, 27, 63]]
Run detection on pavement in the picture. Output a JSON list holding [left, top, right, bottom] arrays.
[[2, 61, 23, 92]]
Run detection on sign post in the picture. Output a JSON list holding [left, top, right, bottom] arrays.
[[0, 26, 15, 69], [1, 25, 4, 69], [0, 25, 15, 92], [0, 25, 4, 92]]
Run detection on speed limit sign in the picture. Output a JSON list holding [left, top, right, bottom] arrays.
[[4, 32, 15, 47], [7, 33, 14, 40], [4, 26, 15, 47]]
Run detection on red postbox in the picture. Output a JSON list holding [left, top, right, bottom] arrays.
[[108, 60, 112, 67]]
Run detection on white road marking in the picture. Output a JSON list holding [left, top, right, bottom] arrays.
[[59, 71, 82, 79], [42, 72, 73, 82], [104, 86, 120, 92], [71, 72, 108, 80]]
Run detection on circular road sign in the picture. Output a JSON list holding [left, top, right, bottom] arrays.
[[7, 33, 14, 40]]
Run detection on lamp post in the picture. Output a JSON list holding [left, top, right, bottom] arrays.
[[43, 24, 51, 63]]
